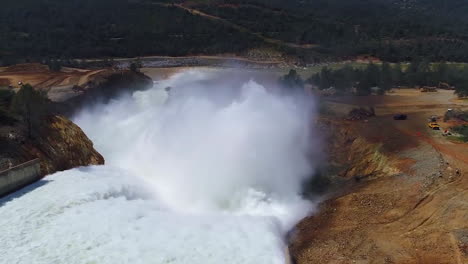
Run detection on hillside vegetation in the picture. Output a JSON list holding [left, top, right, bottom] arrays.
[[308, 61, 468, 97], [1, 0, 468, 63], [0, 0, 261, 63]]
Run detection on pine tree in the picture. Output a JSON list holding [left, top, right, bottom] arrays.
[[407, 58, 421, 87], [434, 62, 449, 84], [318, 67, 332, 90], [392, 63, 404, 86], [365, 63, 380, 88], [380, 62, 393, 92], [281, 69, 304, 90], [454, 66, 468, 98], [129, 58, 142, 72], [11, 84, 49, 139]]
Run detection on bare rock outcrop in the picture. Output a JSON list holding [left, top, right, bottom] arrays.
[[24, 115, 104, 175], [321, 119, 399, 181], [1, 115, 104, 176]]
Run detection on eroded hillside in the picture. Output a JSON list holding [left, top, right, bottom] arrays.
[[290, 109, 468, 263]]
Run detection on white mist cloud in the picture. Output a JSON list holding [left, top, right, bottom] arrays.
[[0, 69, 322, 264], [74, 69, 318, 231]]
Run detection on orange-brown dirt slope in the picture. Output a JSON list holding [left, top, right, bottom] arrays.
[[0, 63, 153, 111], [290, 93, 468, 264], [0, 63, 108, 102]]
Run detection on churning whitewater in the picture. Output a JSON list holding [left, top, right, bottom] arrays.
[[0, 70, 318, 264]]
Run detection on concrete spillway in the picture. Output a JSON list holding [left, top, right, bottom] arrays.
[[0, 159, 41, 197]]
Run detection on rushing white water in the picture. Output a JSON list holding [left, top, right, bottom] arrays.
[[0, 69, 319, 264]]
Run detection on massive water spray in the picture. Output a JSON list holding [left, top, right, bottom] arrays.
[[0, 69, 319, 264]]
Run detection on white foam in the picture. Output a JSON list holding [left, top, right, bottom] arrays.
[[0, 69, 318, 264]]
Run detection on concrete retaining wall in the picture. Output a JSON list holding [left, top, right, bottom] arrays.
[[0, 159, 41, 197]]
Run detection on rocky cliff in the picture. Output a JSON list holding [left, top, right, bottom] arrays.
[[1, 67, 153, 176], [24, 115, 104, 175], [1, 115, 104, 177], [0, 66, 154, 194]]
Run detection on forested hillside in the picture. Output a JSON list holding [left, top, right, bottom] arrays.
[[1, 0, 467, 64], [0, 0, 261, 64], [185, 0, 468, 61]]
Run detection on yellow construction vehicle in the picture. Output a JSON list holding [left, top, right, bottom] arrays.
[[428, 122, 441, 130]]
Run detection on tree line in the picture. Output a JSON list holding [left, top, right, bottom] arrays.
[[0, 84, 50, 139], [308, 61, 468, 97]]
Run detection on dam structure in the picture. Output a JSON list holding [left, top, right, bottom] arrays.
[[0, 159, 41, 197]]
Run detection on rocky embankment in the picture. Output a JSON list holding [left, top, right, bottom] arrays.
[[290, 118, 468, 264], [25, 116, 104, 175], [321, 119, 399, 181], [1, 65, 153, 178], [1, 115, 104, 176]]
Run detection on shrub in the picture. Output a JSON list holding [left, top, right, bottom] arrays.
[[10, 84, 50, 138], [451, 125, 468, 142]]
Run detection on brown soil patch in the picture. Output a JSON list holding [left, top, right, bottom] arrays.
[[0, 63, 111, 101], [291, 88, 468, 264], [140, 67, 190, 81], [395, 158, 417, 175], [0, 78, 10, 86]]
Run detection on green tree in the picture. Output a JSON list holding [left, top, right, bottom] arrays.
[[47, 59, 62, 72], [356, 78, 372, 96], [365, 63, 381, 87], [380, 62, 393, 92], [418, 58, 431, 85], [280, 69, 304, 90], [454, 73, 468, 98], [434, 62, 449, 83], [0, 89, 16, 125], [129, 58, 143, 72], [318, 67, 332, 90], [0, 89, 14, 107], [10, 84, 50, 139], [407, 58, 421, 87], [333, 66, 354, 93], [391, 63, 404, 86]]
